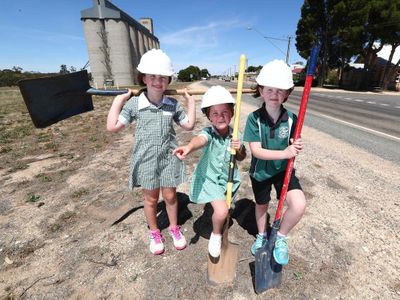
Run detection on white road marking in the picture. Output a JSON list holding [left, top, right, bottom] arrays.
[[308, 94, 395, 108], [311, 112, 400, 142], [283, 99, 400, 142]]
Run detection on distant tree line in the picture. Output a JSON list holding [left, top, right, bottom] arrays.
[[1, 64, 213, 86], [296, 0, 400, 90], [246, 66, 263, 73], [0, 65, 79, 87]]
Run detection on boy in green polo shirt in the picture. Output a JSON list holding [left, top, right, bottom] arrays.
[[243, 59, 306, 265]]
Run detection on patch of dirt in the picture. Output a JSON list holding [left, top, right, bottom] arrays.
[[0, 82, 399, 299]]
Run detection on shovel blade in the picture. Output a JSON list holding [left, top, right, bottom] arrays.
[[254, 227, 282, 293], [18, 71, 93, 128], [206, 239, 239, 285]]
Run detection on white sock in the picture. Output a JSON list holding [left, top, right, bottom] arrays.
[[277, 231, 286, 238], [258, 232, 267, 237]]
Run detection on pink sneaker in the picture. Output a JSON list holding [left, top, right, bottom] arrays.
[[168, 225, 187, 250], [149, 229, 165, 255]]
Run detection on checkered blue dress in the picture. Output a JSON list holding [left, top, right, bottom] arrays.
[[118, 93, 188, 190]]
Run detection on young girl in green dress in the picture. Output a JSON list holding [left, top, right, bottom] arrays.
[[173, 85, 246, 258], [107, 49, 196, 255]]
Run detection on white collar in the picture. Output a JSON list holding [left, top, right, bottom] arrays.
[[211, 125, 233, 138], [137, 93, 174, 110]]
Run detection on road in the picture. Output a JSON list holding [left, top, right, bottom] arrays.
[[290, 88, 400, 139], [201, 79, 400, 164]]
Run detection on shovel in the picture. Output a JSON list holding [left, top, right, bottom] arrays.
[[206, 54, 246, 285], [17, 70, 255, 128], [254, 44, 320, 294]]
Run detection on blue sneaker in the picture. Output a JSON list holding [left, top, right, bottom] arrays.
[[273, 235, 289, 265], [251, 234, 267, 256]]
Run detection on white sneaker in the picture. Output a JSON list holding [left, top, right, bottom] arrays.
[[149, 229, 165, 255], [168, 225, 187, 250], [208, 232, 222, 258]]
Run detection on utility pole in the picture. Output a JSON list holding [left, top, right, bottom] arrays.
[[285, 36, 291, 64]]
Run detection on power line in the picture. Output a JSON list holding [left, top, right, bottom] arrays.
[[247, 27, 292, 64]]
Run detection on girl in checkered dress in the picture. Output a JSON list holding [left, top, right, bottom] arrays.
[[107, 49, 196, 255], [173, 86, 246, 258]]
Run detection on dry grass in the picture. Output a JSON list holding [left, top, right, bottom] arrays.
[[0, 83, 192, 175]]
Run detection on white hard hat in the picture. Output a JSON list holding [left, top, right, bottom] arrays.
[[137, 49, 174, 76], [201, 85, 235, 110], [256, 59, 294, 89]]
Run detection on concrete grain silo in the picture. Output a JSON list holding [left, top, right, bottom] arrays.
[[81, 0, 160, 86], [105, 19, 134, 86]]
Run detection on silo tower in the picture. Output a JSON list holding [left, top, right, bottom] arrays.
[[81, 0, 160, 87]]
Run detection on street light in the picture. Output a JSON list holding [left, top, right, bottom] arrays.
[[247, 27, 292, 64]]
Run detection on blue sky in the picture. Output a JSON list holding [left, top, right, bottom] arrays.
[[0, 0, 306, 75]]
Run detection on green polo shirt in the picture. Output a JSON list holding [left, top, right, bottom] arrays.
[[243, 103, 297, 181]]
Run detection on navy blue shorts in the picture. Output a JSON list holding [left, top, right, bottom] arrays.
[[250, 170, 302, 205]]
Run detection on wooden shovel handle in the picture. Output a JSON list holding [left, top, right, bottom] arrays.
[[87, 87, 255, 96], [136, 88, 255, 96]]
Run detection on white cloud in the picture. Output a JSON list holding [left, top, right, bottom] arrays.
[[158, 19, 248, 74], [159, 20, 242, 49]]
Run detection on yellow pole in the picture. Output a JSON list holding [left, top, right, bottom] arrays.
[[226, 54, 246, 209]]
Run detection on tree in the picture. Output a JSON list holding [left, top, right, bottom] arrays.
[[336, 1, 386, 89], [59, 64, 69, 74], [200, 68, 210, 79], [246, 65, 262, 73], [177, 66, 201, 82], [381, 44, 400, 90], [12, 66, 23, 73], [377, 1, 400, 89], [0, 69, 59, 87], [295, 0, 338, 86], [333, 0, 400, 89], [296, 0, 400, 90]]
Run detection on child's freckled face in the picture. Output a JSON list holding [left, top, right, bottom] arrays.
[[208, 104, 233, 132], [260, 86, 288, 107], [143, 74, 169, 92]]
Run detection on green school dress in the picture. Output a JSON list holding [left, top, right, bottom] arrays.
[[190, 126, 241, 204], [119, 93, 188, 190]]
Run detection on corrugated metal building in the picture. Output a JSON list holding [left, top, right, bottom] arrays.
[[81, 0, 160, 86]]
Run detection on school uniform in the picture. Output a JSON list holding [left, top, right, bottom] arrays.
[[118, 92, 188, 190], [190, 126, 241, 204], [243, 103, 302, 204]]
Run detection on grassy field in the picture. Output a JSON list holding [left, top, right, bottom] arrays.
[[0, 82, 190, 174]]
